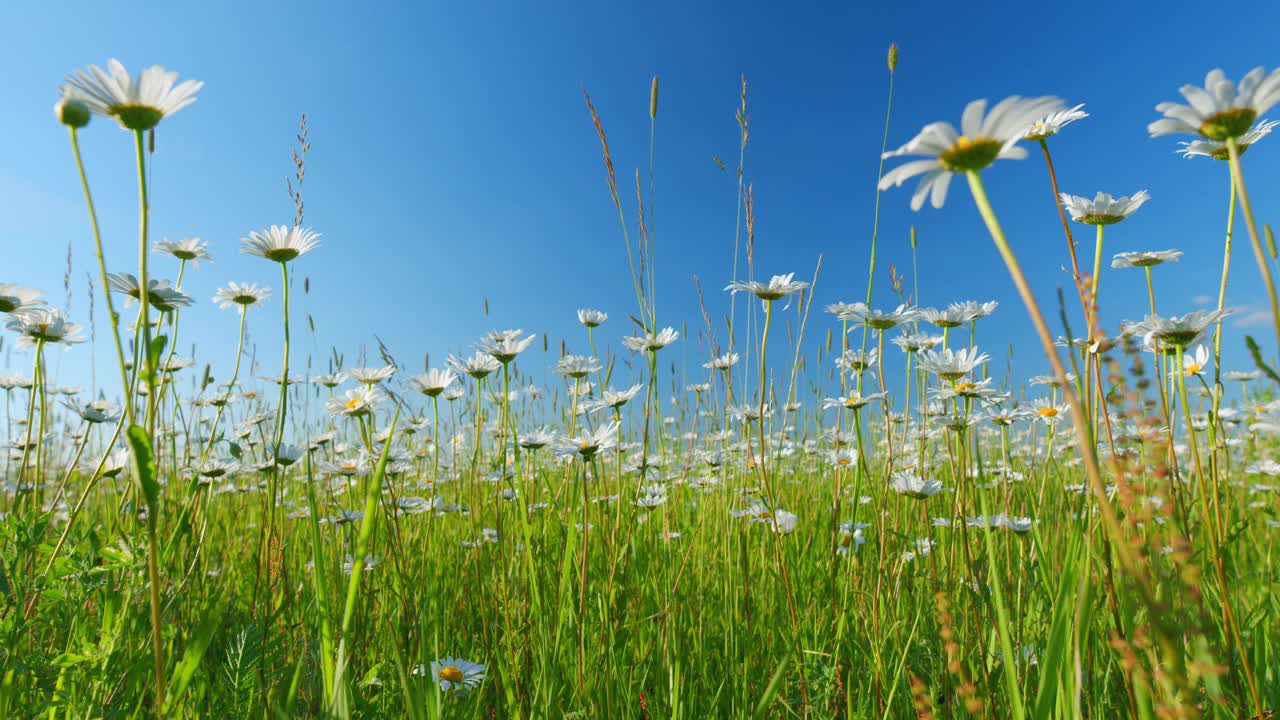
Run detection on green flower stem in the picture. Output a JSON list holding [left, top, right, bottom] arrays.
[[68, 127, 133, 425], [134, 130, 157, 434], [1225, 137, 1280, 354], [964, 170, 1152, 599]]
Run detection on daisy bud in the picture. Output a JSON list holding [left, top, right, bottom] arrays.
[[55, 95, 91, 128], [887, 43, 899, 72], [649, 75, 659, 120]]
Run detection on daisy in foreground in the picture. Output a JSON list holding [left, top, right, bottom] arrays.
[[415, 657, 485, 695], [241, 225, 321, 263], [1149, 67, 1280, 141], [64, 59, 202, 130], [879, 96, 1064, 209], [725, 273, 810, 301]]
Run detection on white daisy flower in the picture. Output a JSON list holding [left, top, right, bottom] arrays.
[[64, 59, 202, 130], [326, 386, 383, 418], [241, 225, 321, 263], [890, 474, 944, 499], [349, 366, 395, 385], [153, 237, 212, 266], [1059, 190, 1150, 225], [1022, 103, 1088, 141], [448, 352, 502, 379], [0, 284, 44, 315], [408, 368, 458, 397], [479, 330, 536, 363], [1177, 119, 1279, 159], [555, 354, 602, 379], [724, 272, 810, 301], [1149, 67, 1280, 141], [880, 96, 1065, 210], [622, 327, 679, 352], [5, 308, 85, 346], [917, 347, 990, 381], [577, 308, 608, 327], [107, 273, 193, 313], [422, 657, 486, 694], [212, 281, 270, 310], [1111, 250, 1182, 269]]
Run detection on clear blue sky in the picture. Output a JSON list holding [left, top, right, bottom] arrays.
[[3, 0, 1279, 399]]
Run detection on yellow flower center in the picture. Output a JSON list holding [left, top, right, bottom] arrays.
[[954, 382, 977, 392], [1036, 407, 1058, 418], [939, 135, 1002, 172], [438, 666, 465, 683], [345, 397, 362, 411], [836, 458, 852, 466], [1184, 363, 1202, 375], [1198, 107, 1258, 142]]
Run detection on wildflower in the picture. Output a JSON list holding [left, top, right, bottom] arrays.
[[821, 392, 886, 411], [1181, 345, 1210, 376], [1031, 398, 1069, 423], [1059, 190, 1150, 225], [64, 398, 119, 424], [479, 330, 536, 363], [917, 347, 989, 381], [932, 377, 1005, 403], [107, 273, 194, 312], [1177, 119, 1278, 159], [835, 348, 879, 373], [622, 327, 679, 352], [5, 308, 85, 346], [1111, 250, 1182, 269], [64, 59, 202, 130], [154, 237, 212, 266], [902, 538, 934, 562], [1149, 67, 1280, 141], [837, 521, 867, 555], [423, 657, 486, 695], [408, 368, 458, 397], [212, 282, 270, 309], [920, 306, 972, 328], [519, 429, 557, 450], [326, 386, 382, 418], [704, 352, 739, 370], [274, 444, 305, 467], [1123, 309, 1230, 349], [449, 352, 502, 379], [0, 284, 44, 315], [349, 366, 395, 385], [1022, 103, 1088, 140], [557, 421, 619, 460], [725, 273, 810, 301], [53, 93, 90, 128], [241, 225, 321, 263], [983, 407, 1032, 426], [949, 300, 999, 322], [892, 332, 942, 353], [577, 308, 608, 327], [1224, 369, 1261, 382], [311, 372, 348, 388], [880, 96, 1064, 209], [635, 484, 667, 508], [555, 355, 602, 379], [198, 458, 238, 480], [890, 474, 944, 499], [590, 384, 643, 413], [845, 304, 919, 331], [827, 447, 858, 468]]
